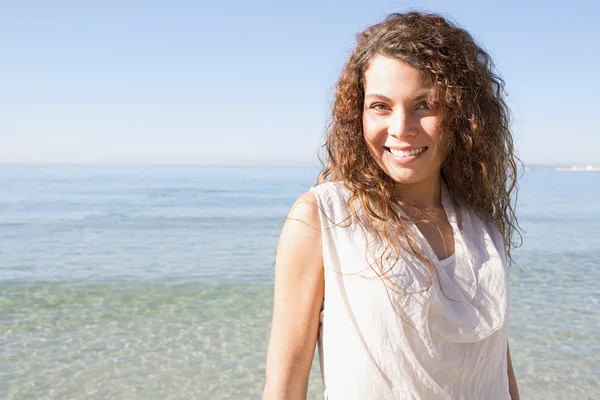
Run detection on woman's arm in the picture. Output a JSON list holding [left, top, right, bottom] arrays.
[[507, 342, 520, 400], [262, 192, 325, 400]]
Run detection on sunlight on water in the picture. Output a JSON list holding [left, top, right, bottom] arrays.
[[1, 166, 599, 399]]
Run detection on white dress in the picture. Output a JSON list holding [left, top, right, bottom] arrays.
[[309, 182, 510, 400]]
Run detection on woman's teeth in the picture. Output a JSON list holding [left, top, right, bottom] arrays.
[[388, 147, 426, 157]]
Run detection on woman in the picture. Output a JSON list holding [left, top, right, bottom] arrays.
[[263, 11, 520, 400]]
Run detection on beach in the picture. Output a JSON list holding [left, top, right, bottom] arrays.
[[1, 165, 599, 399]]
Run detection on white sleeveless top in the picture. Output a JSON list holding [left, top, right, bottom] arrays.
[[310, 182, 510, 400], [438, 253, 456, 280]]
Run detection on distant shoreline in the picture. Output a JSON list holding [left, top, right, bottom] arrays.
[[1, 162, 599, 171], [555, 167, 600, 172]]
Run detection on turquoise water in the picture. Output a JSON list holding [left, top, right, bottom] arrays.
[[1, 165, 599, 399]]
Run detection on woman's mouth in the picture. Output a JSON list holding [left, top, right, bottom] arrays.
[[386, 146, 428, 158]]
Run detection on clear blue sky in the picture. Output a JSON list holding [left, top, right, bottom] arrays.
[[1, 0, 599, 166]]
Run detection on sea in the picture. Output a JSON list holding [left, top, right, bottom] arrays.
[[1, 165, 599, 399]]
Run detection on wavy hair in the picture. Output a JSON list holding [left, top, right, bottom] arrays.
[[318, 12, 521, 292]]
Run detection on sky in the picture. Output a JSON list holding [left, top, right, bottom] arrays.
[[1, 0, 599, 166]]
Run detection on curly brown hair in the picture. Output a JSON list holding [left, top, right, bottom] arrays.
[[317, 11, 521, 292]]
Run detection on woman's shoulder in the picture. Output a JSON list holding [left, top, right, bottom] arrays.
[[285, 191, 322, 233], [308, 181, 353, 226], [310, 181, 351, 201]]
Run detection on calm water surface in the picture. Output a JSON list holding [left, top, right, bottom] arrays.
[[1, 165, 599, 399]]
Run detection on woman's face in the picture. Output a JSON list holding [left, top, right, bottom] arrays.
[[362, 55, 444, 191]]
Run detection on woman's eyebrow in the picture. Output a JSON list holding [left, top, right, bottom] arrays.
[[364, 93, 393, 102], [411, 91, 431, 102], [364, 91, 431, 102]]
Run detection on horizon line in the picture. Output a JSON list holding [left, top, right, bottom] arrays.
[[0, 161, 323, 168], [0, 161, 594, 168]]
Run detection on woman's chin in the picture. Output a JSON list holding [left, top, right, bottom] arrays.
[[382, 164, 441, 187]]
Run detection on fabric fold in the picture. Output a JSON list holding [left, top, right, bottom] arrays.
[[311, 182, 510, 400]]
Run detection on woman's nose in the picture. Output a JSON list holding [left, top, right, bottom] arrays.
[[387, 110, 417, 139]]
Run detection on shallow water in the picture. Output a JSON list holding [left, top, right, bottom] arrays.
[[1, 165, 599, 399]]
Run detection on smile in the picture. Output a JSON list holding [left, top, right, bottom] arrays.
[[386, 147, 427, 158]]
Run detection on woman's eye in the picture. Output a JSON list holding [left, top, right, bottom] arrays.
[[416, 101, 431, 110], [370, 103, 388, 111]]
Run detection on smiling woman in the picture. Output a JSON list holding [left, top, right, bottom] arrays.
[[263, 11, 521, 400], [362, 56, 444, 198]]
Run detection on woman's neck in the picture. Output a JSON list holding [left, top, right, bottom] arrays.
[[395, 174, 443, 210]]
